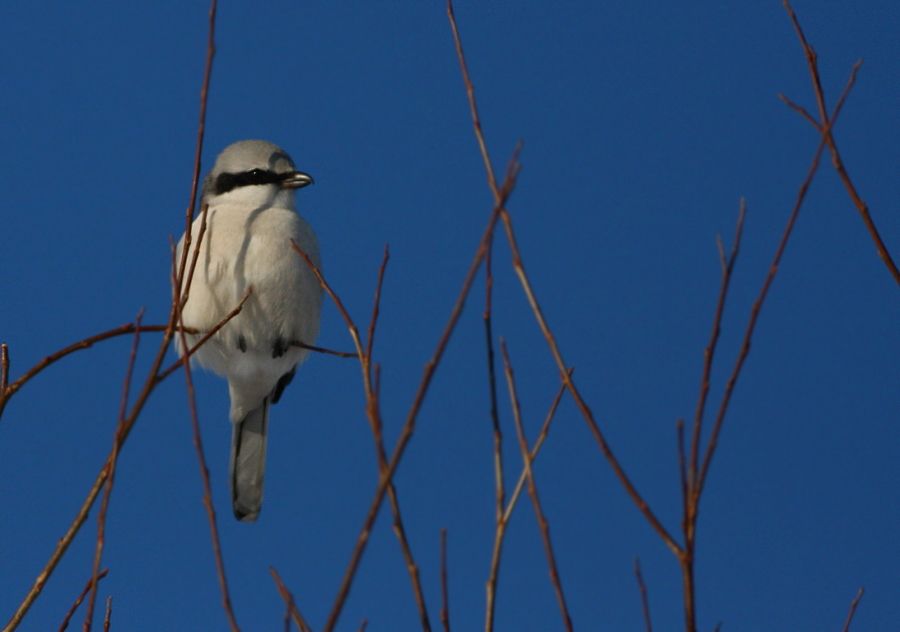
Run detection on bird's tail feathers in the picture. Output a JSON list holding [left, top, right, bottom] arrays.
[[230, 398, 269, 522]]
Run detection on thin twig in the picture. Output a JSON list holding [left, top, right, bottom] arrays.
[[481, 173, 505, 632], [447, 0, 680, 557], [633, 558, 653, 632], [440, 529, 451, 632], [84, 311, 144, 632], [782, 1, 898, 284], [696, 61, 862, 498], [501, 341, 573, 632], [0, 343, 9, 392], [292, 243, 431, 632], [484, 515, 505, 632], [179, 203, 210, 310], [484, 238, 505, 524], [291, 340, 358, 358], [0, 322, 350, 419], [0, 324, 159, 417], [676, 420, 688, 540], [321, 149, 521, 632], [2, 4, 218, 627], [366, 244, 390, 364], [778, 94, 821, 130], [840, 587, 865, 632], [57, 569, 109, 632], [688, 201, 746, 492], [172, 246, 239, 632], [101, 598, 111, 632], [157, 290, 252, 381], [678, 61, 862, 632], [678, 204, 746, 632], [269, 567, 313, 632], [174, 0, 217, 300], [485, 372, 571, 632], [501, 373, 571, 526]]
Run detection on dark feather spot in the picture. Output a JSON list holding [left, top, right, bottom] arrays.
[[271, 367, 296, 404], [272, 337, 288, 358]]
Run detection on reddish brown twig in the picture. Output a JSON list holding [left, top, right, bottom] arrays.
[[688, 201, 746, 490], [2, 315, 237, 632], [447, 0, 680, 558], [2, 5, 218, 628], [101, 597, 111, 632], [840, 587, 865, 632], [179, 203, 210, 310], [695, 61, 861, 500], [269, 567, 313, 632], [440, 529, 451, 632], [481, 191, 505, 632], [292, 242, 432, 632], [156, 290, 252, 381], [172, 247, 239, 632], [174, 0, 217, 301], [674, 61, 863, 632], [633, 558, 653, 632], [676, 204, 746, 632], [366, 244, 390, 364], [483, 237, 505, 531], [485, 372, 570, 632], [501, 373, 570, 526], [0, 321, 350, 420], [676, 420, 688, 522], [321, 148, 521, 632], [782, 2, 898, 285], [57, 569, 109, 632], [83, 311, 144, 632], [0, 324, 159, 419], [0, 343, 9, 393], [501, 341, 573, 632], [292, 340, 357, 358]]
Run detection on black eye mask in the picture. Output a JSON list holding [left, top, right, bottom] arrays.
[[212, 168, 288, 195]]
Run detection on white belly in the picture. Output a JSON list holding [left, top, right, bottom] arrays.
[[175, 201, 322, 411]]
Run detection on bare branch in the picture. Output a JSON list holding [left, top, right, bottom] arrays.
[[0, 343, 8, 392], [84, 310, 144, 631], [688, 201, 746, 492], [366, 244, 391, 365], [291, 243, 431, 632], [269, 567, 313, 632], [57, 569, 108, 632], [633, 558, 653, 632], [321, 149, 521, 632], [172, 246, 239, 632], [156, 290, 252, 381], [783, 1, 898, 284], [501, 341, 573, 632], [440, 529, 451, 632], [101, 597, 111, 632], [697, 61, 862, 498], [840, 587, 865, 632], [446, 0, 680, 558], [2, 3, 218, 626]]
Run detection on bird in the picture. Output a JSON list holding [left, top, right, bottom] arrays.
[[175, 139, 322, 522]]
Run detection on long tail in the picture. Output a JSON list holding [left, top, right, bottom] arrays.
[[230, 398, 269, 522]]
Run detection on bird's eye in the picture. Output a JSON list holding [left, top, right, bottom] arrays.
[[248, 169, 264, 177]]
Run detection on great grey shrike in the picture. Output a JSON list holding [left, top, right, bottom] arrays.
[[176, 139, 322, 522]]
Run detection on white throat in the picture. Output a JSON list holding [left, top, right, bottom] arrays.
[[205, 184, 297, 210]]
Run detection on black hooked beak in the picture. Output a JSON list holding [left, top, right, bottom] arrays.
[[279, 170, 314, 189]]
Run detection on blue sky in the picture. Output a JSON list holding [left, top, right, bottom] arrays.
[[1, 2, 898, 630]]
